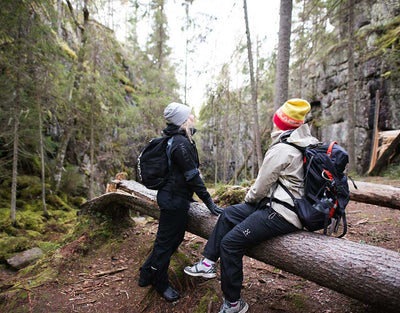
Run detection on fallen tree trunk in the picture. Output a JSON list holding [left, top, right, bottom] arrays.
[[214, 180, 400, 210], [350, 180, 400, 209], [80, 180, 400, 311]]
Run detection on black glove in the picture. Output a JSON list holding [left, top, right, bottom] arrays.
[[208, 202, 224, 216]]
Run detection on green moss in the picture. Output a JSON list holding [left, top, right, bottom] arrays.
[[38, 241, 61, 253], [46, 194, 73, 211], [69, 196, 86, 207], [124, 85, 135, 93], [0, 236, 31, 261], [25, 230, 42, 239], [194, 288, 219, 313], [0, 185, 80, 261], [16, 211, 46, 233], [212, 185, 246, 206], [169, 251, 192, 285], [285, 293, 309, 312], [0, 210, 12, 231], [17, 175, 41, 189], [118, 73, 134, 86]]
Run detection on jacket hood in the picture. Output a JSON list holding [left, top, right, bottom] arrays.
[[162, 123, 197, 137], [271, 123, 320, 147]]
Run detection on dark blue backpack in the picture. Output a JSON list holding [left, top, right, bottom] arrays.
[[137, 136, 174, 190], [279, 141, 350, 237]]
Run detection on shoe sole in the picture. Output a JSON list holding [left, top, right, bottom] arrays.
[[184, 268, 217, 278], [239, 302, 249, 313]]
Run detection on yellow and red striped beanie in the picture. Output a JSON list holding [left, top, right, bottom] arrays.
[[273, 99, 311, 131]]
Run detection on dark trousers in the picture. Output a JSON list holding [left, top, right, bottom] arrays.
[[203, 203, 298, 302], [140, 190, 190, 293]]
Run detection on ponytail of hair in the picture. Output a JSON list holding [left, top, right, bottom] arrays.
[[180, 120, 193, 143]]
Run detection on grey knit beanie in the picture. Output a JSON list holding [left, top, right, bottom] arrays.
[[164, 102, 191, 126]]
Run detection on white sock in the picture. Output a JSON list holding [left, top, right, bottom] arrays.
[[202, 258, 215, 267], [229, 301, 238, 307]]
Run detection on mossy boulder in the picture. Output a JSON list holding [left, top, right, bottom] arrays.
[[212, 185, 248, 207]]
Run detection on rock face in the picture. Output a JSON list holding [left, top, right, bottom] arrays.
[[7, 247, 44, 270], [300, 0, 400, 173]]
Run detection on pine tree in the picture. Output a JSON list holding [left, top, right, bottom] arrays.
[[274, 0, 292, 110], [243, 0, 263, 169]]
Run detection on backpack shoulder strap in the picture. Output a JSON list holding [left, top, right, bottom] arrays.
[[270, 181, 297, 212], [279, 138, 310, 155], [326, 141, 337, 158], [277, 181, 297, 203]]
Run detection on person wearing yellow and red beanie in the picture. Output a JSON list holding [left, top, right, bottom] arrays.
[[273, 98, 311, 130], [184, 98, 320, 313]]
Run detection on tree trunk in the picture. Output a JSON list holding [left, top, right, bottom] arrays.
[[274, 0, 292, 111], [54, 125, 73, 192], [10, 96, 20, 225], [37, 93, 48, 218], [184, 1, 190, 105], [89, 103, 95, 200], [347, 0, 356, 172], [216, 180, 400, 211], [367, 90, 380, 174], [243, 0, 263, 169], [229, 128, 270, 184], [80, 180, 400, 311], [349, 180, 400, 209], [298, 0, 306, 97]]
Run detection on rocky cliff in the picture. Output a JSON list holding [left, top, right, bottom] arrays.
[[301, 0, 400, 173]]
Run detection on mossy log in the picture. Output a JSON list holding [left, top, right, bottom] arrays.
[[80, 180, 400, 311]]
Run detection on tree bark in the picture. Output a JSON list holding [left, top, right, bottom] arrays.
[[54, 125, 73, 192], [229, 127, 270, 184], [89, 102, 95, 200], [274, 0, 292, 111], [367, 90, 380, 174], [349, 180, 400, 209], [216, 180, 400, 211], [347, 0, 356, 172], [243, 0, 263, 169], [80, 180, 400, 311], [10, 96, 20, 225], [37, 91, 49, 218]]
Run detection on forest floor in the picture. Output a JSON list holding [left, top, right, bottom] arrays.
[[0, 194, 399, 312]]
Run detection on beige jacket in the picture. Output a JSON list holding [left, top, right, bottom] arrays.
[[244, 124, 320, 229]]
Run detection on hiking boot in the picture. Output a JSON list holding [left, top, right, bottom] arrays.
[[184, 259, 217, 278], [219, 298, 249, 313], [160, 286, 179, 302]]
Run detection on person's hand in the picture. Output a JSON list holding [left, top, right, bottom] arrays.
[[208, 203, 224, 216]]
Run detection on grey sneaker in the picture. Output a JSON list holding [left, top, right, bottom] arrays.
[[184, 259, 217, 278], [219, 298, 249, 313]]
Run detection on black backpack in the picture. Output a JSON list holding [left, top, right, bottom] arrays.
[[137, 136, 174, 190], [278, 141, 350, 237]]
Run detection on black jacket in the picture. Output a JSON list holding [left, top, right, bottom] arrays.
[[160, 124, 214, 208]]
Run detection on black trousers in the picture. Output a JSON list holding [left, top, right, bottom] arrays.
[[203, 202, 298, 302], [140, 190, 190, 293]]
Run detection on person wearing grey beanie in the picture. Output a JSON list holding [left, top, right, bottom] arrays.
[[163, 102, 192, 127], [138, 102, 223, 303]]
